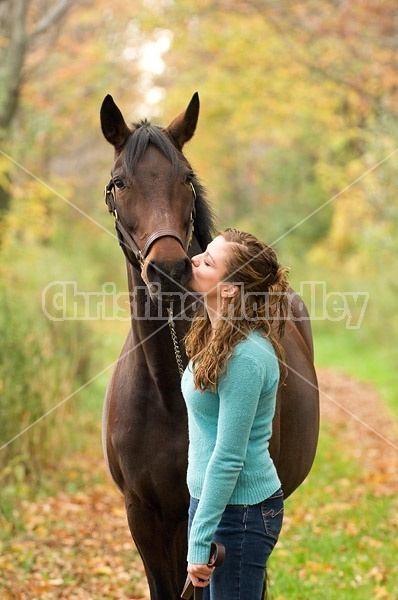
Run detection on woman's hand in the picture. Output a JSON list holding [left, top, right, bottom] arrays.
[[187, 562, 215, 587]]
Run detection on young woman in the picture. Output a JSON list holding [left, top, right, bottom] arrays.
[[181, 228, 289, 599]]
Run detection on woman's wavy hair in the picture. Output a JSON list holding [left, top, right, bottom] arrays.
[[184, 228, 290, 392]]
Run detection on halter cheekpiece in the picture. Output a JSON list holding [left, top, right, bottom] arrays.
[[104, 180, 196, 268]]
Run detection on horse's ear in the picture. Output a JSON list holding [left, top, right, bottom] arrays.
[[100, 95, 131, 151], [166, 92, 200, 150]]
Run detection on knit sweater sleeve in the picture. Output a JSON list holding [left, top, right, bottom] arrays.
[[187, 354, 265, 564]]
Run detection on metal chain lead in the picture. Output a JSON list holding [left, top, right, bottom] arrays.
[[167, 304, 185, 378]]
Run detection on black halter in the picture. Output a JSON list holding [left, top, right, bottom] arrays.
[[104, 180, 196, 269]]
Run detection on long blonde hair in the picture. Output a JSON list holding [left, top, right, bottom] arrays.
[[184, 228, 290, 391]]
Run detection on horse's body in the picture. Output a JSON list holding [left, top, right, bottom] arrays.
[[100, 93, 319, 599]]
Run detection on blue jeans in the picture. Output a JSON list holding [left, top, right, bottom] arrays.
[[188, 488, 284, 600]]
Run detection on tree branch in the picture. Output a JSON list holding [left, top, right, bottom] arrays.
[[29, 0, 76, 39], [0, 0, 77, 134], [0, 0, 29, 131]]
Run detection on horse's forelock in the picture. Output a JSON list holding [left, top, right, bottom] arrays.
[[124, 121, 180, 173]]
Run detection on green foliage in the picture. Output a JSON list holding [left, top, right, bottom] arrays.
[[0, 286, 94, 494]]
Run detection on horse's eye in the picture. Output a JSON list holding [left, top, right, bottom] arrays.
[[114, 178, 125, 190], [184, 172, 194, 185]]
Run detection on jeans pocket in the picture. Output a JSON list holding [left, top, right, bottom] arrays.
[[261, 490, 284, 541]]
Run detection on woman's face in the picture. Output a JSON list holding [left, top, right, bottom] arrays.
[[190, 235, 230, 298]]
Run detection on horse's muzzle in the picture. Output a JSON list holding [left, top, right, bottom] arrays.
[[144, 257, 192, 299]]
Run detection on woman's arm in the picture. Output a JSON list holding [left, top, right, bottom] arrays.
[[188, 354, 265, 564]]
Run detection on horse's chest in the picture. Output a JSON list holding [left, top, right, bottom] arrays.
[[110, 390, 188, 462]]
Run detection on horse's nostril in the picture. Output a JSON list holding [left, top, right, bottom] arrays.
[[170, 257, 192, 287], [146, 257, 192, 290]]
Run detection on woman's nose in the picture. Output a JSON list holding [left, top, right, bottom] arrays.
[[191, 254, 200, 266]]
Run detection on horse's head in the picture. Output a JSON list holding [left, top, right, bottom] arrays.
[[100, 93, 211, 301]]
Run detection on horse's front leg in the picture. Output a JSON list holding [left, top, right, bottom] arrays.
[[124, 491, 188, 600]]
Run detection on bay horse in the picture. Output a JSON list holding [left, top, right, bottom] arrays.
[[100, 92, 319, 599]]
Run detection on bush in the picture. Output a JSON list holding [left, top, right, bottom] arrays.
[[0, 286, 94, 500]]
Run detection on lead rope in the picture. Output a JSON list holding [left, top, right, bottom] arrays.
[[167, 303, 185, 378]]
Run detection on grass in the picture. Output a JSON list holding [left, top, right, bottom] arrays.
[[267, 424, 398, 600], [314, 328, 398, 416], [287, 261, 398, 417]]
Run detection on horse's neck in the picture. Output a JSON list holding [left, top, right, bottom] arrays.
[[123, 234, 205, 379], [126, 262, 189, 383]]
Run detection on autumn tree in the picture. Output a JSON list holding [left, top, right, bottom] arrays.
[[139, 0, 397, 269], [0, 0, 79, 136], [0, 0, 146, 243], [0, 0, 78, 227]]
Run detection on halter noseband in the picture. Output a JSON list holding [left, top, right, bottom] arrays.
[[104, 180, 196, 269]]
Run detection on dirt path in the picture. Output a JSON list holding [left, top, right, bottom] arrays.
[[1, 370, 397, 599], [319, 368, 398, 496]]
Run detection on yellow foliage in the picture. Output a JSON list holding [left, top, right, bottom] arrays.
[[0, 178, 55, 259], [329, 190, 372, 252]]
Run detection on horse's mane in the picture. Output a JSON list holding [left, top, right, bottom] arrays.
[[123, 120, 215, 251]]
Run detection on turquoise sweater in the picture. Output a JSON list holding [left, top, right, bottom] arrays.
[[181, 331, 281, 564]]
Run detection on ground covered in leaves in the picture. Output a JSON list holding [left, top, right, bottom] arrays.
[[1, 369, 397, 599], [0, 464, 148, 599]]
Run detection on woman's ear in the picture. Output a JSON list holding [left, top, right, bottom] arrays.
[[221, 284, 239, 298]]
